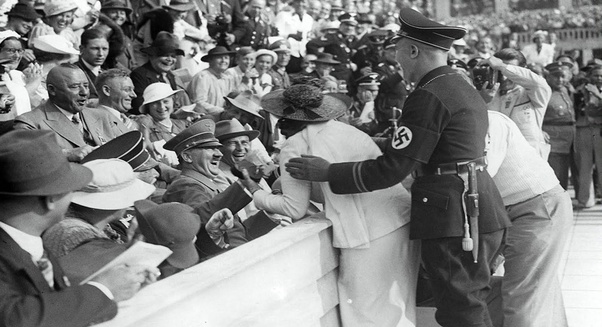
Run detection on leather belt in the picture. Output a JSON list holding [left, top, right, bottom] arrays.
[[413, 157, 487, 177]]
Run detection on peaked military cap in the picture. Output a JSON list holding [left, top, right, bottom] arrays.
[[545, 61, 573, 74], [367, 29, 389, 44], [390, 8, 466, 51], [164, 119, 221, 154], [356, 73, 380, 86], [338, 13, 358, 26]]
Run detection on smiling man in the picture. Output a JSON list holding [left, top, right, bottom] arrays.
[[187, 46, 237, 117], [14, 64, 121, 162], [94, 68, 139, 133], [76, 29, 110, 100]]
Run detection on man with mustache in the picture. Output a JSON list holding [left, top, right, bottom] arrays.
[[14, 63, 121, 162]]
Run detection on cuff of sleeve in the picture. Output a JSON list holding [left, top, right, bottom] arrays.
[[87, 281, 115, 300]]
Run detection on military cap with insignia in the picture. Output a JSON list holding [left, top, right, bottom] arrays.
[[164, 119, 222, 154], [338, 13, 358, 26], [357, 13, 374, 25], [448, 59, 468, 71], [367, 29, 389, 45], [81, 131, 158, 172], [356, 73, 381, 90], [545, 61, 573, 74], [390, 8, 467, 51], [268, 39, 291, 53]]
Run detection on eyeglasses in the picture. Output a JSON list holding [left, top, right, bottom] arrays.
[[2, 48, 24, 55]]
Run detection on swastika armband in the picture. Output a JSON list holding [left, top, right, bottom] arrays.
[[388, 123, 440, 163]]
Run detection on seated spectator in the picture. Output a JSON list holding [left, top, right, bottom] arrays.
[[42, 158, 155, 258], [2, 3, 40, 65], [313, 53, 340, 79], [0, 129, 157, 326], [347, 73, 380, 135], [187, 46, 237, 116], [135, 82, 193, 167], [162, 119, 264, 259], [132, 8, 175, 66], [226, 46, 256, 92], [76, 28, 110, 101], [29, 0, 80, 49], [94, 68, 139, 133], [254, 84, 418, 326], [100, 0, 137, 70], [130, 31, 191, 114], [135, 201, 235, 279], [162, 0, 207, 43], [267, 39, 292, 90], [252, 49, 277, 97]]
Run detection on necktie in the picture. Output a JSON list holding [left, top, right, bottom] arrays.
[[121, 113, 133, 129], [37, 251, 55, 288]]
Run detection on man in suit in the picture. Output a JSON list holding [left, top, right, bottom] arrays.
[[94, 68, 139, 133], [0, 129, 157, 327], [14, 64, 122, 162], [76, 29, 110, 101]]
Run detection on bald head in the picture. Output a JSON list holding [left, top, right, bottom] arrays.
[[47, 64, 90, 114]]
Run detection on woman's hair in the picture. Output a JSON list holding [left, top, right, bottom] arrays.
[[494, 48, 527, 67]]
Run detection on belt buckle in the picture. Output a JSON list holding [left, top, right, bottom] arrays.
[[436, 167, 442, 175]]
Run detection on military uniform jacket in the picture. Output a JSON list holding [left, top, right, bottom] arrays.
[[0, 228, 117, 326], [239, 12, 271, 50], [306, 32, 358, 67], [328, 66, 511, 240]]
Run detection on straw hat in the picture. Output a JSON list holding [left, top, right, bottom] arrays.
[[224, 92, 263, 119], [0, 130, 92, 196], [33, 34, 79, 55], [71, 159, 156, 210], [254, 49, 278, 64], [214, 118, 259, 142], [261, 84, 347, 122], [44, 0, 78, 17]]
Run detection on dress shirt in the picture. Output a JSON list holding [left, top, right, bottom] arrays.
[[81, 59, 101, 77], [486, 111, 559, 206], [56, 105, 76, 121]]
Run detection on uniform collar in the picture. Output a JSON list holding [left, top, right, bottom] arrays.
[[415, 65, 455, 89]]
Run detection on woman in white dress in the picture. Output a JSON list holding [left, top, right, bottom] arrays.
[[252, 84, 419, 326]]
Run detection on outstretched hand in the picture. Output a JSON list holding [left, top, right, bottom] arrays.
[[284, 155, 330, 182]]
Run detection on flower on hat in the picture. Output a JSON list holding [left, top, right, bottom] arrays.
[[282, 85, 325, 120]]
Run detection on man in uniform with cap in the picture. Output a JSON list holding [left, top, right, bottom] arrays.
[[0, 129, 158, 327], [239, 0, 272, 50], [286, 8, 511, 327], [267, 39, 292, 90], [306, 12, 359, 91], [162, 119, 265, 259], [347, 73, 380, 135], [351, 29, 389, 79]]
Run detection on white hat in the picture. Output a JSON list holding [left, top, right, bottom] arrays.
[[254, 49, 278, 64], [71, 159, 156, 210], [452, 38, 468, 47], [140, 82, 181, 113], [0, 30, 21, 45], [320, 21, 340, 31], [32, 35, 79, 55], [381, 23, 400, 33], [44, 0, 78, 17]]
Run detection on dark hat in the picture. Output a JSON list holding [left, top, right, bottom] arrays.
[[135, 200, 201, 269], [261, 84, 347, 122], [357, 13, 373, 25], [390, 8, 466, 51], [338, 13, 358, 26], [81, 131, 157, 172], [0, 130, 92, 196], [367, 29, 389, 45], [383, 36, 396, 49], [215, 119, 260, 142], [201, 46, 236, 62], [313, 53, 340, 65], [224, 92, 263, 119], [164, 119, 222, 154], [7, 3, 41, 21], [467, 56, 484, 69], [268, 39, 291, 53], [141, 31, 185, 57], [356, 73, 380, 88], [581, 59, 602, 72], [163, 0, 196, 12], [545, 61, 573, 74], [448, 58, 468, 71], [100, 0, 133, 14]]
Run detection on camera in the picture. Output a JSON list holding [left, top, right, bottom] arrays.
[[472, 65, 496, 90]]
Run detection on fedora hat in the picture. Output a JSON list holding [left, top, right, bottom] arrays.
[[164, 119, 222, 154], [100, 0, 133, 14], [141, 31, 185, 57], [215, 118, 260, 142], [0, 130, 92, 196], [33, 34, 80, 55], [201, 46, 236, 62], [135, 200, 200, 269], [7, 3, 41, 21], [71, 159, 156, 210], [81, 131, 157, 172], [254, 49, 278, 64], [224, 92, 263, 119], [44, 0, 78, 17], [163, 0, 196, 12], [313, 53, 340, 65], [139, 82, 182, 113], [390, 8, 466, 51], [261, 84, 347, 122]]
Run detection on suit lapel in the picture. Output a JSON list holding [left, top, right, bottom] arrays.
[[0, 229, 54, 293], [42, 103, 86, 147]]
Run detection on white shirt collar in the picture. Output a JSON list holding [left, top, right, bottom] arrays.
[[82, 59, 101, 76], [56, 105, 75, 121], [0, 221, 44, 261]]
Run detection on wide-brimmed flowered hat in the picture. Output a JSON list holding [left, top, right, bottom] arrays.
[[261, 84, 347, 122]]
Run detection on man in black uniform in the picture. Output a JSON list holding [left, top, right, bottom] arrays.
[[286, 8, 511, 327], [306, 12, 358, 90], [351, 29, 388, 79]]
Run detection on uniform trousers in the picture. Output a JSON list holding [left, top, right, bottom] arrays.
[[338, 224, 420, 327], [574, 125, 602, 206], [421, 229, 505, 327], [501, 185, 572, 327]]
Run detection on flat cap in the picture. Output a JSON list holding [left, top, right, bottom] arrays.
[[390, 8, 466, 51]]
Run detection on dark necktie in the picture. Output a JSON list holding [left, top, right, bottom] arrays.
[[37, 251, 54, 288]]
